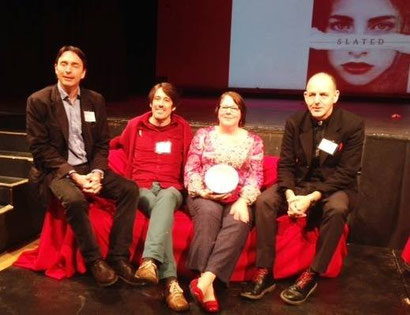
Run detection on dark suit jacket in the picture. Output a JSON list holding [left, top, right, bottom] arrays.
[[26, 84, 110, 202], [277, 107, 365, 201]]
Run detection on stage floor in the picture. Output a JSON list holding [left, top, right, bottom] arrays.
[[106, 96, 410, 138], [1, 244, 408, 314], [1, 96, 409, 138]]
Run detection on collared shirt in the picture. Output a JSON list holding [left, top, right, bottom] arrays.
[[57, 82, 88, 166], [130, 115, 185, 190]]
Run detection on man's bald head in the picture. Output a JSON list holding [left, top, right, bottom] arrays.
[[304, 72, 340, 121], [306, 72, 337, 91]]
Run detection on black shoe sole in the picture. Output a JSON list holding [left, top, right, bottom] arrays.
[[240, 283, 276, 300], [135, 275, 159, 285], [118, 275, 148, 286], [280, 283, 318, 305], [96, 275, 118, 287]]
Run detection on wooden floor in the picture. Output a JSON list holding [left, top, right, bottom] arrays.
[[0, 239, 39, 271], [1, 244, 409, 314]]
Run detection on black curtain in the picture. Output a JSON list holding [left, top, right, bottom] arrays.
[[1, 0, 157, 102], [350, 135, 410, 249]]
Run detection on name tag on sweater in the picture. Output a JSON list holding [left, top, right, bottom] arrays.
[[155, 141, 172, 154]]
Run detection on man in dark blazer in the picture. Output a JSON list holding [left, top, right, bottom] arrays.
[[241, 72, 365, 304], [26, 46, 140, 287]]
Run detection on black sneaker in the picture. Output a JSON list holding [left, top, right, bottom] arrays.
[[280, 270, 318, 305], [241, 268, 276, 300]]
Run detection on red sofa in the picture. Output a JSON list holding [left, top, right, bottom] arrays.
[[15, 155, 348, 281], [403, 238, 410, 264]]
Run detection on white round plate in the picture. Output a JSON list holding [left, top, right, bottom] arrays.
[[204, 164, 239, 194]]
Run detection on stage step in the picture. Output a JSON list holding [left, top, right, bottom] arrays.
[[0, 185, 10, 205], [0, 176, 28, 187], [0, 204, 13, 214], [0, 131, 29, 152], [0, 112, 26, 132], [0, 129, 44, 253], [0, 152, 32, 178], [0, 177, 44, 253], [0, 176, 28, 205]]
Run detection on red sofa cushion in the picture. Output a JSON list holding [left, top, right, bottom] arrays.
[[262, 155, 279, 189], [403, 238, 410, 263]]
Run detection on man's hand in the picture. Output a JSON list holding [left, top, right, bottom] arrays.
[[287, 191, 321, 218], [70, 173, 91, 190], [287, 195, 310, 218], [70, 171, 102, 195], [285, 189, 306, 218], [229, 197, 249, 223], [83, 172, 103, 194]]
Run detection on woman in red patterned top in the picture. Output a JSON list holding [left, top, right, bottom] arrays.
[[184, 91, 264, 312]]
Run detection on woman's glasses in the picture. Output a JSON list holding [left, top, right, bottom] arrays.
[[219, 106, 240, 112]]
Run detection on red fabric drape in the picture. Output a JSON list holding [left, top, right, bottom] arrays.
[[402, 237, 410, 263], [14, 155, 348, 280], [14, 200, 347, 281]]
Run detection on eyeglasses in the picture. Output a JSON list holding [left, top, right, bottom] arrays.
[[219, 106, 240, 112]]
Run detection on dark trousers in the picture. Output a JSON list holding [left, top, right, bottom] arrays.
[[186, 196, 251, 284], [255, 184, 350, 274], [49, 166, 139, 265]]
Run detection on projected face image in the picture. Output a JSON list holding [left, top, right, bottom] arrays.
[[326, 0, 401, 86]]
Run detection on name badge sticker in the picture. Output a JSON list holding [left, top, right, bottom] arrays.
[[84, 111, 96, 122], [318, 138, 338, 155], [155, 141, 172, 154]]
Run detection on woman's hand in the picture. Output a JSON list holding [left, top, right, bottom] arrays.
[[230, 198, 249, 223], [199, 189, 232, 201]]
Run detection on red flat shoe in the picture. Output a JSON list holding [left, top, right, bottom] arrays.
[[189, 279, 220, 313], [203, 299, 219, 313]]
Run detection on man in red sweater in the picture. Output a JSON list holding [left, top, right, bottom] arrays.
[[111, 83, 192, 312]]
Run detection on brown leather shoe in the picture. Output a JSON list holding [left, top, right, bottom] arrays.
[[135, 258, 159, 284], [89, 260, 118, 287], [111, 260, 146, 286], [165, 279, 190, 312]]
